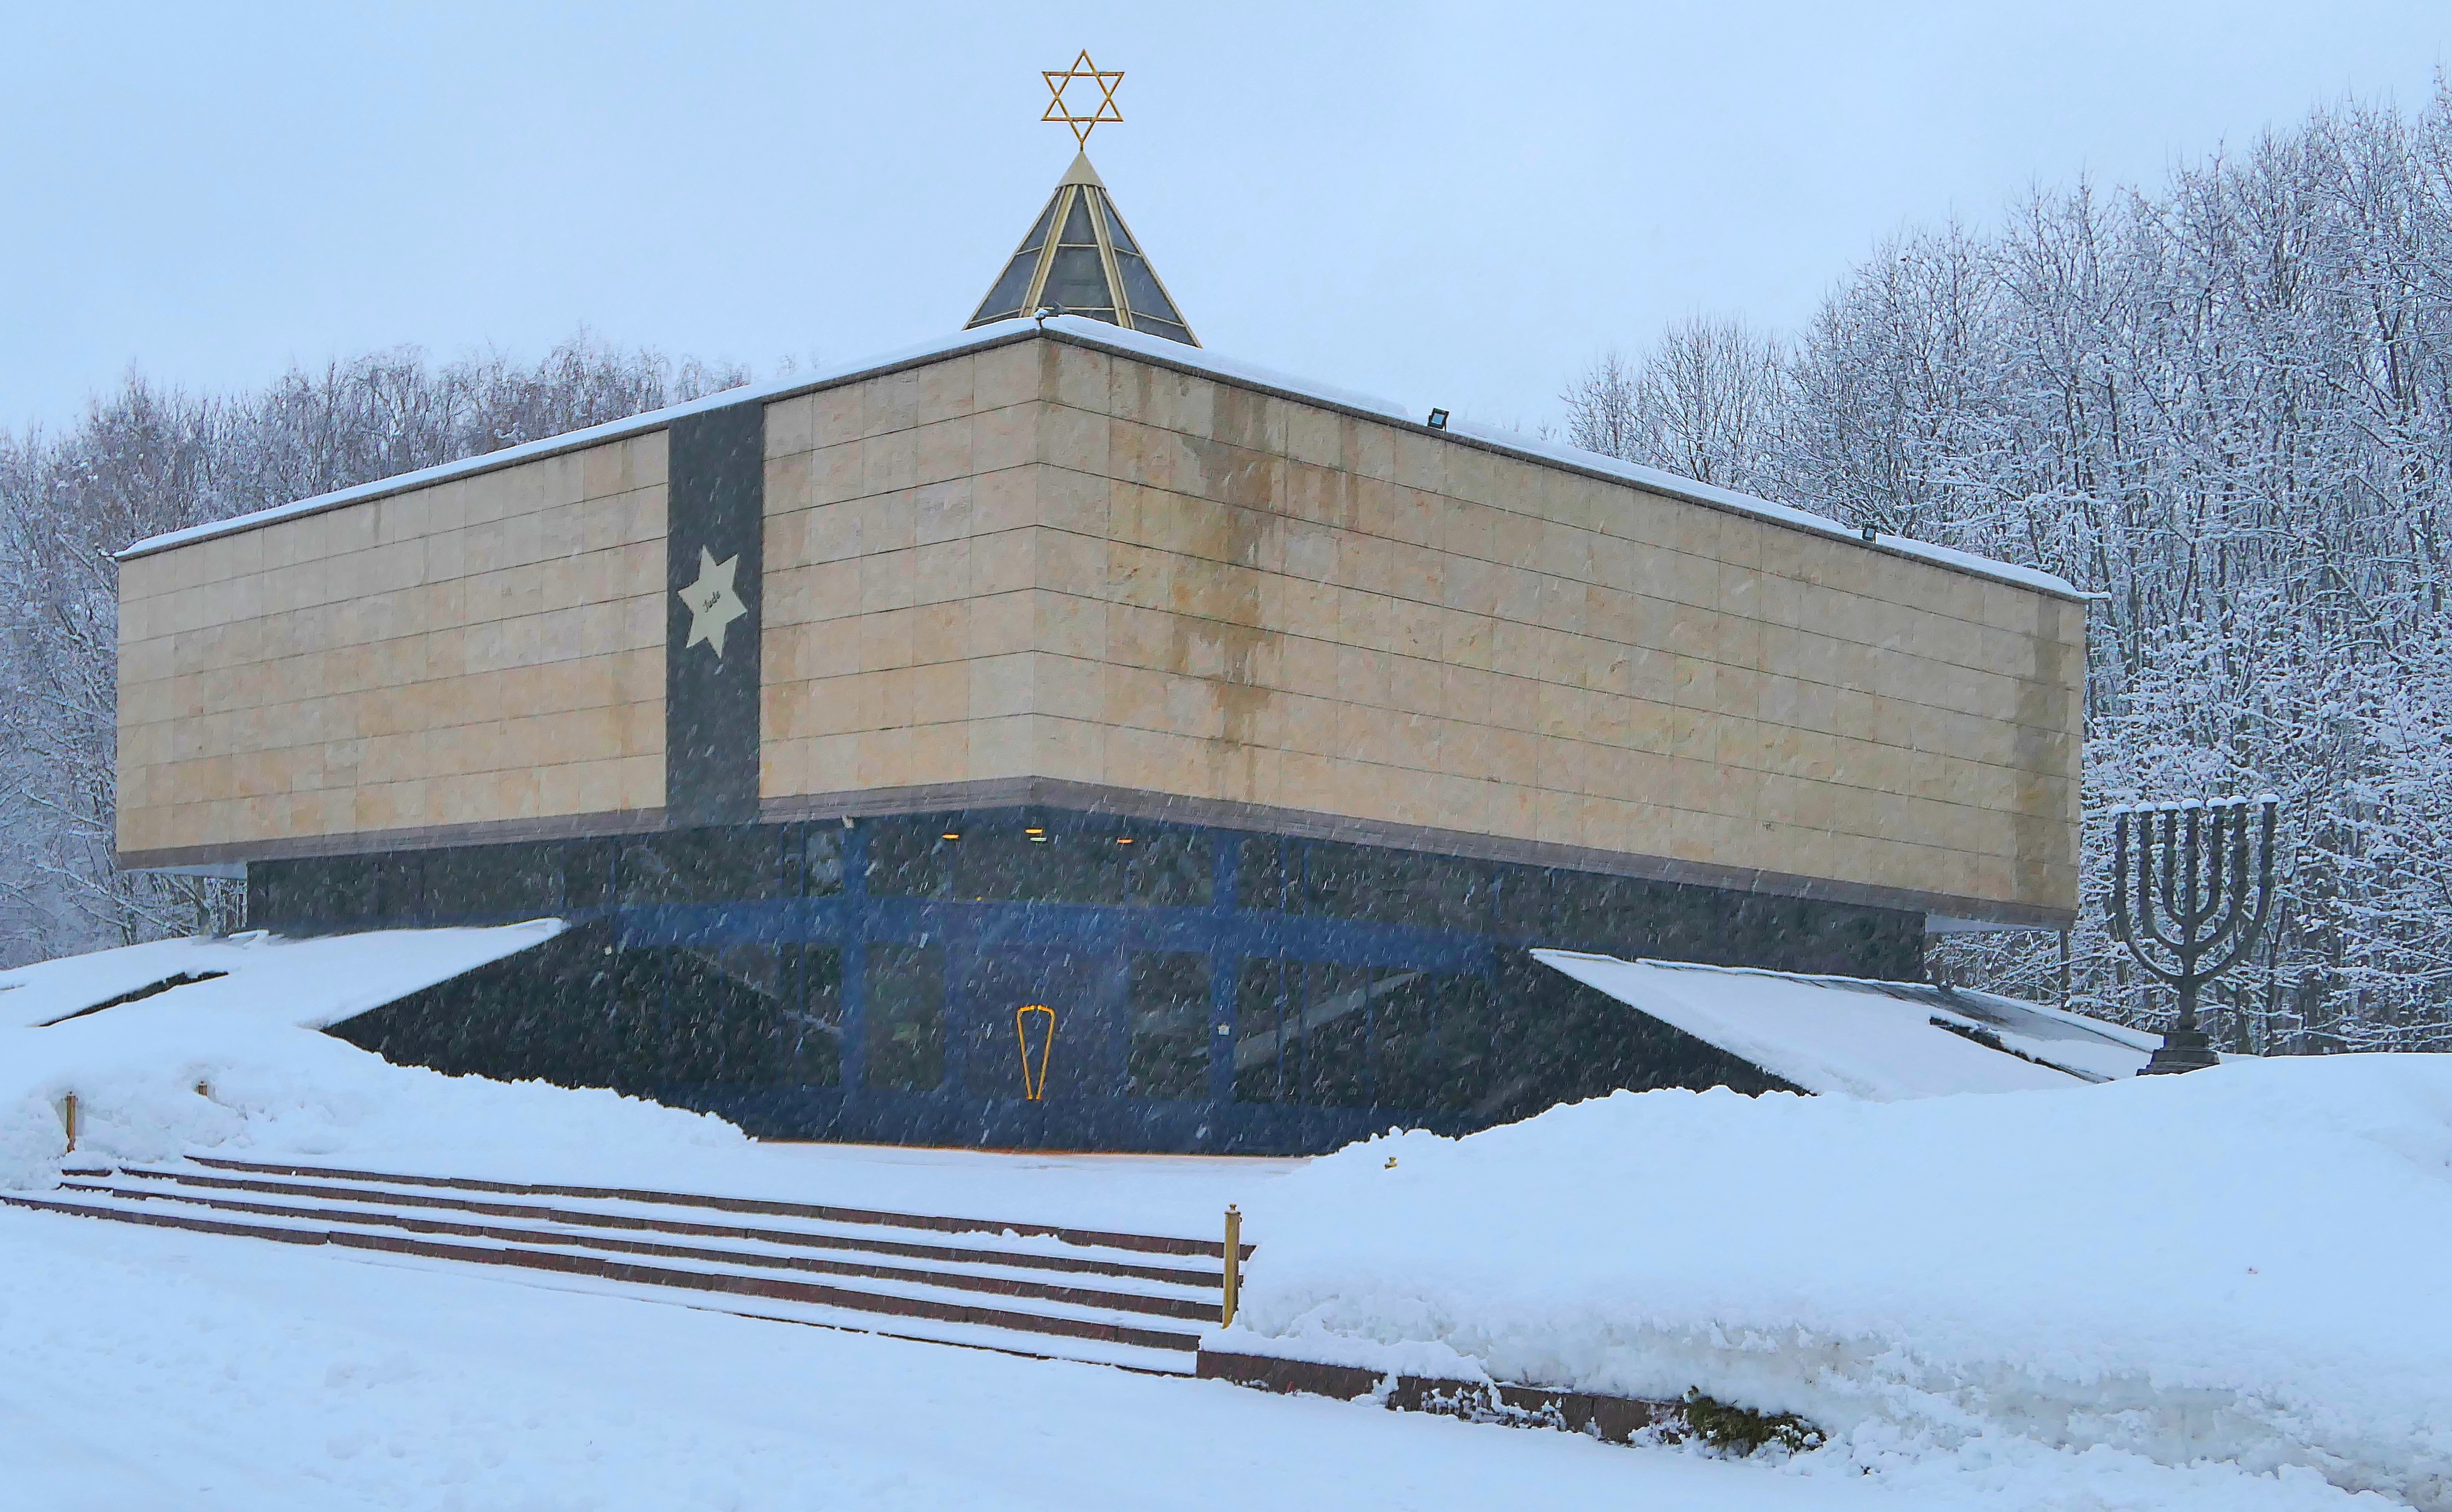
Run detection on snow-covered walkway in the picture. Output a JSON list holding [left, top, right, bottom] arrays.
[[0, 1193, 2373, 1511]]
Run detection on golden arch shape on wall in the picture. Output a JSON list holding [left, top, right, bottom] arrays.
[[1015, 1004, 1057, 1101]]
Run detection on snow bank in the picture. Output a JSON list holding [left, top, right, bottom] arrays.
[[1223, 1059, 2452, 1507], [0, 929, 746, 1190]]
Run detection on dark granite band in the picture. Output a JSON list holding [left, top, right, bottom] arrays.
[[664, 401, 765, 826], [116, 776, 2073, 932]]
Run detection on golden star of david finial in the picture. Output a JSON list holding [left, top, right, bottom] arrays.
[[1042, 49, 1123, 147]]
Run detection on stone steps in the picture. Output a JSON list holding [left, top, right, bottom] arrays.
[[11, 1155, 1703, 1448], [9, 1156, 1239, 1373]]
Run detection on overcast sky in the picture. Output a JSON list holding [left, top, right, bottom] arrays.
[[3, 2, 2447, 438]]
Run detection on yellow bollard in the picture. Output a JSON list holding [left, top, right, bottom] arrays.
[[61, 1092, 77, 1155], [1221, 1204, 1242, 1328]]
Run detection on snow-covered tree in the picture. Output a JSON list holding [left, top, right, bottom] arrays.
[[0, 336, 745, 967], [1567, 84, 2452, 1051]]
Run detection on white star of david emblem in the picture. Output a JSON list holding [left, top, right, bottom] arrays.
[[676, 546, 747, 660]]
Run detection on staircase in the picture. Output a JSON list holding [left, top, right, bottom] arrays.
[[5, 1156, 1237, 1373]]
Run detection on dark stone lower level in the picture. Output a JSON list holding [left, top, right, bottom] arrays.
[[254, 805, 1922, 1155]]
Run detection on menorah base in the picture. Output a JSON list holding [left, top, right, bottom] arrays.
[[2137, 1027, 2220, 1076]]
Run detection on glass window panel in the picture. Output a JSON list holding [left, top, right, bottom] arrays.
[[1492, 863, 1682, 956], [956, 823, 1123, 905], [1044, 247, 1113, 313], [1126, 951, 1211, 1100], [1299, 963, 1382, 1107], [1235, 839, 1286, 913], [1123, 831, 1212, 907], [1129, 316, 1196, 347], [1301, 841, 1488, 933], [799, 827, 846, 897], [603, 942, 670, 1094], [617, 826, 783, 906], [790, 945, 846, 1086], [1058, 191, 1097, 245], [944, 819, 1212, 907], [1372, 971, 1491, 1113], [658, 944, 845, 1088], [1232, 957, 1292, 1103], [1019, 196, 1059, 251], [963, 964, 1095, 1103], [864, 943, 945, 1092], [1489, 863, 1555, 941], [1099, 197, 1140, 254], [972, 251, 1042, 322], [866, 820, 954, 898], [1115, 253, 1180, 324], [659, 943, 795, 1085]]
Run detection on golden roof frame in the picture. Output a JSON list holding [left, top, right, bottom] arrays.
[[965, 151, 1198, 346]]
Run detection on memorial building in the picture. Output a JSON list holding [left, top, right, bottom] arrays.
[[113, 75, 2085, 1153]]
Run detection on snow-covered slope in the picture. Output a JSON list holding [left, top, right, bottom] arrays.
[[1223, 1059, 2452, 1507], [1534, 950, 2158, 1095], [0, 924, 746, 1191], [0, 922, 564, 1030]]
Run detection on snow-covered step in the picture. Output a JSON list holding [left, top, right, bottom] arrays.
[[9, 1154, 1253, 1372], [53, 1174, 1216, 1321], [59, 1174, 1219, 1310], [337, 1245, 1201, 1375], [189, 1155, 1234, 1261], [7, 1188, 1209, 1356], [82, 1167, 1221, 1301], [107, 1162, 1226, 1288]]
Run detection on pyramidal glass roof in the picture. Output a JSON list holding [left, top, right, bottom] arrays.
[[967, 152, 1197, 346]]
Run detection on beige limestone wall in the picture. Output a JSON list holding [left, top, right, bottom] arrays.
[[116, 330, 2080, 919], [117, 433, 668, 860], [759, 338, 2083, 923], [762, 343, 1049, 802]]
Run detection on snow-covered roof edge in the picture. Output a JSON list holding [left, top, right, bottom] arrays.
[[117, 319, 2081, 599], [1539, 950, 2163, 1052]]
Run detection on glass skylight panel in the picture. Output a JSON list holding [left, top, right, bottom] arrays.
[[971, 194, 1063, 322], [1058, 193, 1098, 246], [1045, 245, 1115, 313], [1019, 198, 1059, 251], [974, 253, 1041, 322], [1116, 253, 1180, 324], [1132, 316, 1195, 345], [1100, 198, 1140, 255]]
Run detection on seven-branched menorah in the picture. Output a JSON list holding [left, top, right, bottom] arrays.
[[2108, 795, 2279, 1075]]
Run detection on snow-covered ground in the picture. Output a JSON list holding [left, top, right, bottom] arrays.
[[0, 1199, 2375, 1512], [1224, 1059, 2452, 1509], [0, 930, 2439, 1507]]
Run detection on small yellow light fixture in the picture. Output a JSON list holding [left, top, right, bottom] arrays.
[[1115, 836, 1135, 845], [941, 831, 961, 841]]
